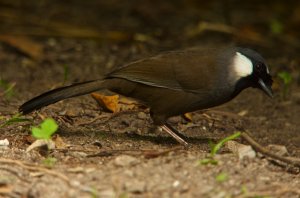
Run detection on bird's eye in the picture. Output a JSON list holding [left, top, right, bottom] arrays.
[[255, 63, 263, 70], [255, 63, 263, 72]]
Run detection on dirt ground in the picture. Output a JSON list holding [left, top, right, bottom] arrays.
[[1, 1, 300, 197], [0, 37, 299, 198]]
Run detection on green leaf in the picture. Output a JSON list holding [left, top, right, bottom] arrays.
[[270, 19, 283, 35], [198, 158, 218, 165], [211, 132, 241, 157], [0, 114, 31, 128], [216, 172, 228, 182], [42, 157, 57, 167], [278, 71, 292, 85], [0, 78, 15, 99], [31, 118, 58, 140]]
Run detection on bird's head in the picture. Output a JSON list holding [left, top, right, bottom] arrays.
[[232, 47, 273, 98]]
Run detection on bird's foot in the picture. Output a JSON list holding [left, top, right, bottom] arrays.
[[160, 124, 188, 146]]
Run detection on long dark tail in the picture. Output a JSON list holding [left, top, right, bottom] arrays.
[[19, 80, 105, 114]]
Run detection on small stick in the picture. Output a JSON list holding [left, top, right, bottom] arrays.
[[0, 158, 71, 186], [241, 132, 300, 168]]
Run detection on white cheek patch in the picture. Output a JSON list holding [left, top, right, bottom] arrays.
[[266, 65, 270, 74], [233, 52, 253, 78]]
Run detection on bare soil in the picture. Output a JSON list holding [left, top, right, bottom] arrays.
[[0, 37, 299, 198], [1, 1, 300, 196]]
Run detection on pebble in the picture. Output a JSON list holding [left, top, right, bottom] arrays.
[[114, 155, 139, 167], [225, 141, 256, 160], [266, 144, 288, 156], [99, 188, 116, 198], [0, 139, 9, 149], [70, 151, 88, 158], [124, 181, 146, 193], [137, 112, 147, 119], [172, 180, 180, 188]]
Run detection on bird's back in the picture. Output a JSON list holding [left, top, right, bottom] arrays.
[[104, 47, 238, 123]]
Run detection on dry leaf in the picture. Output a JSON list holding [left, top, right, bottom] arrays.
[[0, 34, 43, 60], [183, 113, 193, 122], [53, 135, 68, 149], [118, 97, 145, 111], [91, 93, 145, 113], [91, 93, 120, 113], [235, 27, 267, 45], [0, 185, 13, 194]]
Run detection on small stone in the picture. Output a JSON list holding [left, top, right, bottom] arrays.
[[238, 110, 248, 116], [226, 141, 256, 160], [238, 145, 256, 159], [0, 139, 9, 146], [124, 181, 146, 193], [137, 112, 147, 119], [172, 180, 180, 188], [123, 170, 134, 177], [114, 155, 139, 167], [214, 191, 227, 198], [266, 144, 288, 156], [71, 151, 88, 158], [99, 188, 116, 198], [0, 139, 9, 149]]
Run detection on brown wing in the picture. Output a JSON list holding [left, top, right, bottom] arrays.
[[106, 48, 225, 94]]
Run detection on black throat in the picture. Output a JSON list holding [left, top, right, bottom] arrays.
[[231, 76, 254, 98]]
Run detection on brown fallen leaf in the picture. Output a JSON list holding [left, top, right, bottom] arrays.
[[235, 26, 267, 45], [183, 113, 193, 122], [91, 93, 145, 113], [186, 21, 269, 46], [53, 135, 68, 149], [186, 21, 235, 37], [0, 34, 43, 60], [0, 185, 13, 194], [91, 93, 120, 113]]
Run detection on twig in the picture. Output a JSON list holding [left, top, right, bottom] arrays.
[[76, 114, 109, 126], [241, 132, 300, 168], [87, 146, 183, 158], [53, 148, 100, 153], [206, 109, 243, 120], [0, 158, 71, 186], [143, 146, 183, 158], [236, 183, 300, 197]]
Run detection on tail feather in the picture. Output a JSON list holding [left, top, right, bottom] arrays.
[[19, 80, 105, 114]]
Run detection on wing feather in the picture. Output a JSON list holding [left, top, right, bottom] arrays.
[[106, 48, 231, 93]]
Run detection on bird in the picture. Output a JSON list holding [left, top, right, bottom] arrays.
[[19, 46, 273, 145]]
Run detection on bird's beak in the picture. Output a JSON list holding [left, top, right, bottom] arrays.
[[258, 78, 273, 98]]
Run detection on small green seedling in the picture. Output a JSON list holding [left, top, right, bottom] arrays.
[[270, 19, 283, 35], [0, 113, 31, 128], [42, 157, 57, 167], [199, 158, 218, 165], [241, 185, 248, 195], [89, 187, 99, 198], [0, 78, 15, 99], [119, 192, 129, 198], [31, 118, 58, 140], [199, 132, 241, 165], [277, 71, 292, 99], [216, 172, 228, 182], [210, 132, 241, 157]]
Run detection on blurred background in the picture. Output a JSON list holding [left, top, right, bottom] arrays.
[[0, 0, 299, 95]]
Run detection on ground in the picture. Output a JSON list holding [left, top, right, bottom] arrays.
[[0, 36, 299, 198]]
